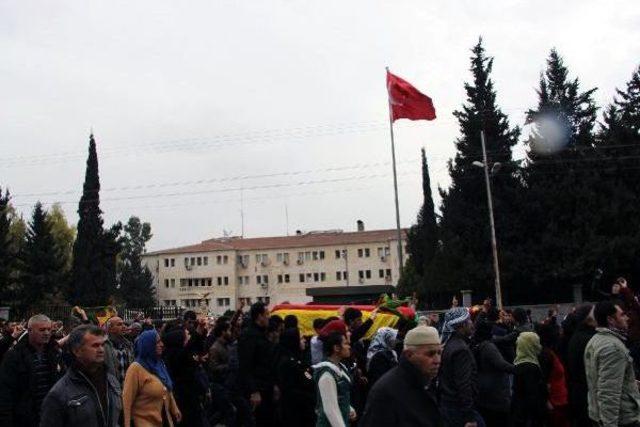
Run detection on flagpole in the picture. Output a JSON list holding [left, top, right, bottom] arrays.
[[386, 67, 404, 281]]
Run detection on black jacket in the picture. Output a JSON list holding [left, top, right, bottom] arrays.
[[511, 362, 547, 427], [276, 351, 315, 427], [238, 323, 274, 394], [475, 340, 514, 412], [566, 324, 596, 424], [0, 336, 63, 427], [360, 356, 442, 427], [439, 332, 478, 423], [39, 365, 121, 427]]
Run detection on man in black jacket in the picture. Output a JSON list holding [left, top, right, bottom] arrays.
[[566, 304, 596, 427], [40, 324, 121, 427], [0, 314, 63, 427], [439, 307, 482, 427], [238, 302, 276, 427], [361, 325, 443, 427]]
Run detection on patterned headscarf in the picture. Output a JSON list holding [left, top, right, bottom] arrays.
[[441, 307, 470, 345], [366, 327, 398, 366]]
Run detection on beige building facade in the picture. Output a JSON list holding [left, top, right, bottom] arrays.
[[142, 224, 408, 315]]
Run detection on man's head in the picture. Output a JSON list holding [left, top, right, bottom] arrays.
[[128, 322, 142, 338], [27, 314, 51, 348], [512, 308, 527, 326], [574, 304, 596, 328], [250, 302, 269, 328], [443, 307, 473, 338], [343, 308, 363, 330], [106, 316, 125, 337], [403, 326, 442, 379], [213, 317, 232, 342], [183, 310, 197, 330], [594, 301, 628, 332], [313, 318, 327, 335], [611, 283, 621, 295], [69, 325, 106, 369]]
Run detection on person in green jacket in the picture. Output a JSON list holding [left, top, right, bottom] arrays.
[[585, 301, 640, 427]]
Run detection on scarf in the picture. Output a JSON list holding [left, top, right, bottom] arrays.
[[135, 330, 173, 391], [441, 307, 470, 345], [366, 327, 398, 365], [514, 331, 541, 367]]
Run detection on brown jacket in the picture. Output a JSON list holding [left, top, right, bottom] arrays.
[[122, 362, 180, 427]]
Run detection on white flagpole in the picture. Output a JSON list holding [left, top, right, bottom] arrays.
[[386, 67, 404, 281]]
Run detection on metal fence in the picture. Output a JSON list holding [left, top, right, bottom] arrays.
[[17, 305, 182, 322]]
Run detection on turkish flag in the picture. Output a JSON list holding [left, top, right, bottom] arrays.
[[387, 70, 436, 122]]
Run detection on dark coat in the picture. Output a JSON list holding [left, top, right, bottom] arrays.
[[238, 322, 274, 394], [511, 362, 548, 427], [276, 350, 315, 427], [566, 324, 596, 426], [0, 336, 63, 427], [39, 365, 121, 427], [367, 349, 398, 387], [360, 356, 442, 427], [439, 332, 478, 423], [475, 340, 514, 412]]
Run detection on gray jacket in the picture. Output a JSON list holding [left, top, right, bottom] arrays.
[[39, 365, 122, 427], [585, 328, 640, 427]]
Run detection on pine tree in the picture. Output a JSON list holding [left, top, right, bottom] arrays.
[[71, 134, 118, 305], [47, 203, 76, 300], [117, 217, 156, 308], [17, 202, 65, 312], [522, 49, 600, 301], [399, 148, 438, 305], [0, 187, 15, 306], [434, 38, 522, 301]]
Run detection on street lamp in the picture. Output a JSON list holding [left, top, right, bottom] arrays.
[[473, 130, 503, 310]]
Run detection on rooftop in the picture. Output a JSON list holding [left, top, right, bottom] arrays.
[[144, 228, 408, 256]]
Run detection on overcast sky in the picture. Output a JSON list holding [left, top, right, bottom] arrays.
[[2, 1, 639, 251]]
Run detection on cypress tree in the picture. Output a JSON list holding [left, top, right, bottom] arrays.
[[17, 202, 65, 311], [0, 187, 14, 306], [399, 148, 438, 305], [433, 38, 522, 301], [522, 49, 599, 301], [71, 134, 117, 305]]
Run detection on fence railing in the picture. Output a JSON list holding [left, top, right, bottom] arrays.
[[18, 305, 182, 323]]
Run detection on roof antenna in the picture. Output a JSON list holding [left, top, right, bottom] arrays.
[[285, 204, 289, 236], [240, 186, 245, 238]]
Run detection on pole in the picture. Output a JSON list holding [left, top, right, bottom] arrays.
[[480, 130, 503, 309], [386, 67, 404, 280]]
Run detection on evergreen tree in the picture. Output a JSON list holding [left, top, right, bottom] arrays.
[[522, 49, 600, 301], [47, 203, 76, 299], [399, 148, 438, 305], [117, 216, 156, 308], [71, 134, 118, 305], [433, 38, 522, 302], [0, 187, 15, 306], [17, 202, 65, 312]]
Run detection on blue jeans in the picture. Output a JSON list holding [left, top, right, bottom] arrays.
[[441, 404, 486, 427]]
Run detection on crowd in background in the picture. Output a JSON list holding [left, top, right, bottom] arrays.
[[0, 277, 640, 426]]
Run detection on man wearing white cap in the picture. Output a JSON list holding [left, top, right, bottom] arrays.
[[360, 325, 442, 427]]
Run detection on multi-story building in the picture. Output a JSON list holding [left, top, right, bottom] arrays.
[[142, 221, 407, 315]]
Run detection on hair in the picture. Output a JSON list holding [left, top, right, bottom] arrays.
[[213, 317, 231, 338], [536, 322, 560, 349], [512, 308, 527, 325], [486, 307, 500, 322], [268, 315, 283, 333], [284, 314, 298, 330], [68, 324, 104, 353], [250, 302, 267, 322], [574, 304, 594, 325], [183, 310, 197, 321], [27, 314, 51, 329], [343, 308, 362, 325], [321, 331, 345, 356], [594, 301, 619, 328], [313, 318, 327, 330]]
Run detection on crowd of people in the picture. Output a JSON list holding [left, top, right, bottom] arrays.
[[1, 277, 640, 426]]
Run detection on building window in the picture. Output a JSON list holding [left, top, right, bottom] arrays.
[[257, 296, 271, 305], [203, 256, 208, 265], [344, 271, 348, 280], [223, 255, 228, 264], [320, 272, 326, 281], [337, 271, 342, 280], [217, 255, 222, 264], [164, 259, 169, 267], [180, 279, 186, 287], [312, 251, 319, 261], [306, 273, 313, 281], [170, 279, 175, 288], [190, 257, 195, 266], [257, 275, 269, 285], [256, 254, 269, 263], [284, 274, 290, 283], [358, 249, 363, 258], [299, 274, 305, 283], [379, 269, 385, 278], [320, 251, 325, 259], [197, 257, 202, 266], [188, 279, 193, 287], [359, 270, 364, 279], [313, 273, 319, 282], [239, 297, 252, 305], [171, 258, 175, 267], [277, 274, 283, 284], [164, 279, 169, 288], [365, 248, 370, 257], [207, 278, 212, 286], [335, 250, 341, 259], [304, 251, 312, 261], [217, 298, 230, 307], [224, 276, 229, 285], [366, 270, 371, 279], [217, 277, 222, 286], [184, 257, 188, 266]]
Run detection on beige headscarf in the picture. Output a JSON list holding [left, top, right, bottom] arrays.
[[514, 331, 541, 367]]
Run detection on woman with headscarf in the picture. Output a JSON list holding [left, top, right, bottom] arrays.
[[511, 331, 548, 427], [162, 328, 207, 427], [473, 319, 514, 427], [277, 327, 315, 427], [366, 327, 398, 386], [123, 330, 181, 427]]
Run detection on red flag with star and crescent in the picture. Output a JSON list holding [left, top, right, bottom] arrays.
[[386, 70, 436, 122]]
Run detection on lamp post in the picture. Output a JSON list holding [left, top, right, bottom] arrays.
[[472, 130, 503, 310]]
